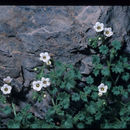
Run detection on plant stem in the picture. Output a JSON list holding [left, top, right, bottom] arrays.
[[12, 103, 17, 117], [115, 74, 120, 85], [51, 98, 55, 106], [107, 60, 115, 85], [115, 117, 121, 122], [120, 101, 126, 106]]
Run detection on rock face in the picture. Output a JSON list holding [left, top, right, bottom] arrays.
[[0, 6, 130, 119]]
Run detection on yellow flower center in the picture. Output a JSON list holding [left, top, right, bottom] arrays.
[[106, 31, 109, 34], [101, 87, 104, 91], [36, 84, 40, 88], [4, 88, 8, 91], [43, 56, 46, 59], [97, 26, 101, 30], [43, 80, 47, 84]]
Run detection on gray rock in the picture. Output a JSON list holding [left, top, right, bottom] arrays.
[[80, 56, 93, 75], [26, 90, 51, 119], [11, 79, 23, 93]]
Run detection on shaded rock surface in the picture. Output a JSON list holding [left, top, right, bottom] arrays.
[[0, 6, 130, 119]]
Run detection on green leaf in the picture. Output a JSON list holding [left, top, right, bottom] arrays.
[[104, 81, 111, 88], [92, 55, 100, 64], [101, 67, 110, 76], [31, 123, 40, 128], [121, 90, 128, 98], [62, 98, 70, 109], [95, 111, 102, 120], [3, 106, 12, 115], [111, 40, 121, 50], [21, 104, 31, 114], [15, 113, 23, 122], [57, 92, 70, 109], [110, 48, 117, 60], [63, 116, 73, 128], [74, 111, 85, 122], [83, 86, 91, 95], [96, 99, 104, 108], [93, 69, 99, 76], [75, 69, 82, 80], [0, 94, 6, 104], [120, 107, 127, 116], [86, 76, 94, 84], [91, 92, 98, 100], [77, 122, 85, 128], [7, 120, 20, 128], [66, 82, 74, 90], [60, 82, 65, 89], [112, 61, 124, 74], [46, 107, 55, 116], [121, 72, 130, 81], [32, 91, 39, 100], [72, 93, 80, 101], [88, 38, 98, 48], [51, 87, 58, 96], [99, 45, 108, 55], [85, 116, 93, 125], [93, 64, 102, 76], [57, 92, 69, 100], [112, 86, 123, 95], [86, 103, 97, 114], [56, 109, 64, 116], [80, 91, 88, 102], [26, 112, 33, 119]]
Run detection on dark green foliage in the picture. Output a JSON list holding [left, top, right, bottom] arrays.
[[111, 40, 121, 50], [99, 45, 109, 55], [86, 76, 94, 84]]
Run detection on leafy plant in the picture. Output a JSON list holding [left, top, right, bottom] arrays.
[[0, 22, 130, 128]]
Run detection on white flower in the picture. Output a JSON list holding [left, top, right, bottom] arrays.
[[1, 84, 12, 94], [98, 83, 108, 93], [93, 22, 104, 32], [46, 60, 51, 66], [39, 52, 50, 63], [3, 76, 12, 84], [41, 77, 50, 88], [104, 27, 113, 37], [32, 81, 43, 91], [98, 92, 103, 97]]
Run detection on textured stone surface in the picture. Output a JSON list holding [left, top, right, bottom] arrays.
[[0, 6, 130, 119]]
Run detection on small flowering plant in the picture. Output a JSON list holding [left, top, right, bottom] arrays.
[[0, 22, 130, 128], [33, 22, 129, 129], [31, 52, 51, 102], [22, 22, 129, 128], [0, 76, 13, 103]]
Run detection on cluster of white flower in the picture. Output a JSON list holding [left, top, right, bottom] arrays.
[[32, 52, 51, 91], [40, 52, 51, 65], [1, 76, 12, 95], [94, 22, 113, 37], [32, 77, 51, 91], [98, 83, 108, 96]]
